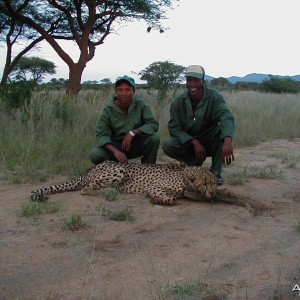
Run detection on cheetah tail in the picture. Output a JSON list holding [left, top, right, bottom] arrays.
[[30, 177, 84, 202]]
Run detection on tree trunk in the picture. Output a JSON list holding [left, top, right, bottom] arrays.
[[1, 68, 10, 86], [66, 63, 86, 97]]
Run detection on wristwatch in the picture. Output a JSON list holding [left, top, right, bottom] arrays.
[[129, 130, 136, 137]]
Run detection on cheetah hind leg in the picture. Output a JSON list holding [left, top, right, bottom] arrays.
[[144, 184, 177, 206], [80, 168, 125, 196], [80, 182, 108, 195]]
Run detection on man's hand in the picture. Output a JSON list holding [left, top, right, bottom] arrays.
[[104, 144, 128, 164], [191, 139, 206, 161], [122, 133, 133, 151], [222, 137, 234, 165], [113, 149, 128, 164]]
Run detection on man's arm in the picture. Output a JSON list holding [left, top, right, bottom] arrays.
[[104, 144, 128, 164]]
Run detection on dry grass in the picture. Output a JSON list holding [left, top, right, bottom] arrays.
[[0, 88, 299, 183]]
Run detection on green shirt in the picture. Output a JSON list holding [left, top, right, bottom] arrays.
[[168, 87, 235, 145], [95, 96, 159, 147]]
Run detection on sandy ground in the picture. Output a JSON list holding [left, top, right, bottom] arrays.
[[0, 139, 300, 300]]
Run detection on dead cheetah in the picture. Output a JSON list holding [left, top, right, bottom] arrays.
[[30, 161, 217, 205]]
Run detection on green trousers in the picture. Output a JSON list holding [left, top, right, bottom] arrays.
[[162, 127, 223, 175], [89, 133, 160, 165]]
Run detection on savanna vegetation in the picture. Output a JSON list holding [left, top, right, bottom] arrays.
[[0, 86, 299, 184], [1, 3, 299, 300], [0, 0, 177, 95]]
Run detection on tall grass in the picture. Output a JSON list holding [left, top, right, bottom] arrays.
[[140, 89, 300, 147], [0, 88, 299, 183], [0, 90, 105, 182], [223, 90, 300, 147]]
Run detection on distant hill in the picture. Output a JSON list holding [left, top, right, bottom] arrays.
[[205, 73, 300, 84]]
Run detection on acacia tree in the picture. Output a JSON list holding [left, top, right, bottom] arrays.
[[0, 0, 177, 96], [10, 56, 56, 83], [0, 1, 43, 85], [139, 60, 185, 104], [210, 77, 231, 89]]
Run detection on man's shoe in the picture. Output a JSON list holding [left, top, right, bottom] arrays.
[[216, 175, 224, 186]]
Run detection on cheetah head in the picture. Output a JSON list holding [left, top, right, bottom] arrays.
[[183, 168, 217, 198]]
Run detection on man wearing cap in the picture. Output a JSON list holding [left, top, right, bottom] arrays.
[[162, 65, 235, 185], [89, 75, 160, 165]]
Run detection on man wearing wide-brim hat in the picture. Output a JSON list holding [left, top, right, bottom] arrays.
[[162, 65, 235, 185]]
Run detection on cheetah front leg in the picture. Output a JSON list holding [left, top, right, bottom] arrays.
[[144, 184, 177, 206], [151, 195, 177, 206]]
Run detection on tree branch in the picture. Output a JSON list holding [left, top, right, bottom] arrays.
[[2, 1, 74, 66], [47, 0, 81, 43]]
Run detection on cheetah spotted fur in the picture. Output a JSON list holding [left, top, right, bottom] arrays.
[[30, 161, 217, 205]]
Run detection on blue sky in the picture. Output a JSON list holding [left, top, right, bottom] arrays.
[[1, 0, 300, 83]]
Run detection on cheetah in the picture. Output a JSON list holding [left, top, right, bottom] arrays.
[[30, 161, 217, 205]]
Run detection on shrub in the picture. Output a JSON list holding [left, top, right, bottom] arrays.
[[62, 213, 85, 231], [0, 80, 36, 113], [19, 202, 59, 217], [100, 188, 120, 201], [259, 76, 300, 94]]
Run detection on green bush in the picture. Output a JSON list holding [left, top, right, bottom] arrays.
[[62, 213, 85, 231], [259, 76, 300, 94], [51, 96, 79, 126], [0, 80, 36, 113], [19, 202, 60, 217], [100, 188, 120, 201]]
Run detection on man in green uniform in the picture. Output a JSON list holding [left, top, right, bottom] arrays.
[[90, 75, 160, 164], [162, 65, 235, 185]]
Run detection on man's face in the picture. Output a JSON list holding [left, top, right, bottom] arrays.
[[186, 77, 203, 98], [116, 82, 134, 106]]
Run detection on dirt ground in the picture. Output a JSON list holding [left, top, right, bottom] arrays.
[[1, 139, 300, 300]]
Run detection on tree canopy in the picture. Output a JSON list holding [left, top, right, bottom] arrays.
[[259, 76, 300, 94], [0, 0, 48, 85], [0, 0, 178, 96], [10, 56, 56, 83], [210, 77, 230, 87], [139, 60, 185, 104]]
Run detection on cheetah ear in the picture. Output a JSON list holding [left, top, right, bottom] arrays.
[[183, 173, 195, 185]]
